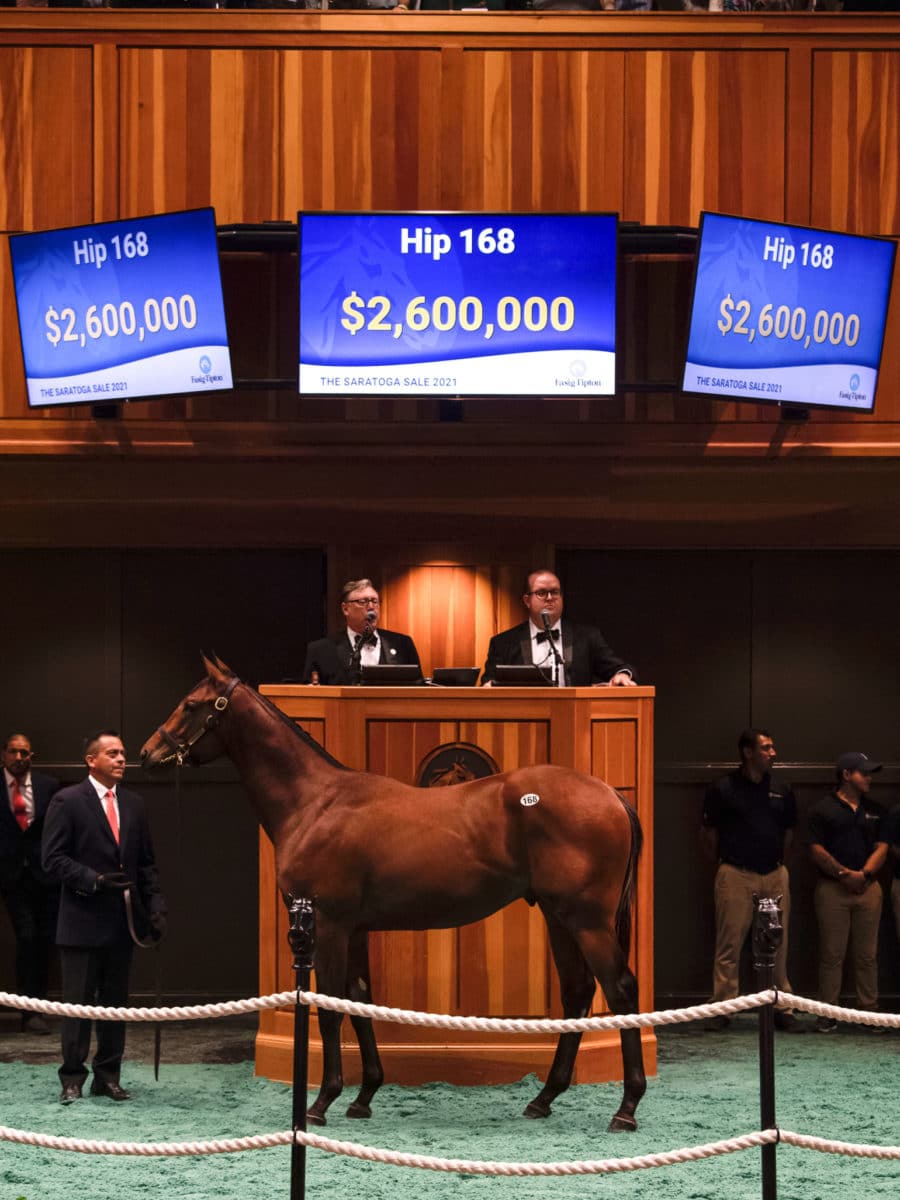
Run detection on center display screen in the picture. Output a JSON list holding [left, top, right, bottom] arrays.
[[298, 212, 617, 397]]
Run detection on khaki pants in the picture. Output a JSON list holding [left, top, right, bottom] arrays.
[[712, 863, 792, 1001], [814, 877, 882, 1009]]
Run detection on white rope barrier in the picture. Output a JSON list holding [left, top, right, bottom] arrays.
[[5, 986, 900, 1175], [0, 1123, 777, 1171], [778, 995, 900, 1028], [0, 988, 781, 1031], [3, 1123, 900, 1170]]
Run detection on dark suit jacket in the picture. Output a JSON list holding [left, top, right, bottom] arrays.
[[481, 620, 633, 686], [0, 770, 61, 889], [41, 778, 164, 947], [302, 628, 421, 685]]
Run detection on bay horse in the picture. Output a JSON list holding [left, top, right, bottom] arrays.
[[140, 653, 646, 1131]]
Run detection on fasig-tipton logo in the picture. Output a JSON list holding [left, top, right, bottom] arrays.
[[838, 372, 867, 405], [191, 355, 224, 386], [553, 358, 604, 391]]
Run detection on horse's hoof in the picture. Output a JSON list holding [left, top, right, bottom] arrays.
[[306, 1109, 327, 1127], [608, 1114, 637, 1133], [346, 1102, 372, 1119], [523, 1099, 552, 1119]]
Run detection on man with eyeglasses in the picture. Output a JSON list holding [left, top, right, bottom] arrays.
[[302, 578, 422, 685], [0, 733, 61, 1034], [481, 569, 635, 687]]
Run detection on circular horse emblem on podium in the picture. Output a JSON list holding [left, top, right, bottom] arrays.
[[416, 742, 500, 788]]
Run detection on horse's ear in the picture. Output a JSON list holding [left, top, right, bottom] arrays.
[[201, 650, 231, 679]]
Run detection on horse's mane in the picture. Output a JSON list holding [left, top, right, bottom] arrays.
[[242, 679, 351, 772]]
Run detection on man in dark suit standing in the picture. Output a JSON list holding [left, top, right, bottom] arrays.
[[303, 577, 421, 685], [42, 730, 166, 1104], [481, 569, 636, 687], [0, 732, 61, 1034]]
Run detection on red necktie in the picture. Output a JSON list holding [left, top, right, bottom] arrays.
[[103, 790, 120, 844], [11, 782, 28, 831]]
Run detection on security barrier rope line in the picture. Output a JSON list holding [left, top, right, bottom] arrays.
[[2, 1124, 900, 1170], [3, 987, 900, 1032]]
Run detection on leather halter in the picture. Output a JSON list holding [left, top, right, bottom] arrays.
[[154, 674, 239, 767]]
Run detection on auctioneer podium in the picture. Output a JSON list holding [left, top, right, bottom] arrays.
[[255, 684, 656, 1084]]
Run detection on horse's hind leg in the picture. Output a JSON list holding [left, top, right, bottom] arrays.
[[345, 931, 384, 1119], [524, 906, 596, 1120], [307, 923, 349, 1126], [578, 927, 646, 1133]]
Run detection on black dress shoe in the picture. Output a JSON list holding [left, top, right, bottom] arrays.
[[89, 1079, 131, 1101], [60, 1083, 83, 1105], [774, 1011, 804, 1033]]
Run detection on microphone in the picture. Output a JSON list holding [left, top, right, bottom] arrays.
[[540, 608, 553, 634], [362, 608, 378, 645]]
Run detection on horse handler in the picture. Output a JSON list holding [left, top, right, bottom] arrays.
[[42, 730, 166, 1104]]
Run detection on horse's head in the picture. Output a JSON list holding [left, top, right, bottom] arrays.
[[140, 652, 239, 769]]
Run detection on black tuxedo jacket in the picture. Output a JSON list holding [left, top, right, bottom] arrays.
[[41, 777, 164, 947], [0, 770, 61, 888], [481, 620, 633, 686], [302, 628, 421, 685]]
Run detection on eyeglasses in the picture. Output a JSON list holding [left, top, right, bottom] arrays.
[[345, 597, 380, 607], [528, 588, 561, 600], [5, 748, 32, 758]]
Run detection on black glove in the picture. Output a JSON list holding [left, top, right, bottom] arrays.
[[96, 871, 131, 892], [150, 912, 168, 942]]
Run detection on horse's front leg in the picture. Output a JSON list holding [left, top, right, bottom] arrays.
[[307, 923, 349, 1127], [345, 930, 384, 1119]]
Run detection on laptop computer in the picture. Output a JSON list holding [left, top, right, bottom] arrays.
[[359, 664, 423, 685], [431, 667, 480, 687], [492, 664, 554, 687]]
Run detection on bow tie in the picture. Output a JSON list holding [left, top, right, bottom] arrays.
[[536, 628, 560, 644]]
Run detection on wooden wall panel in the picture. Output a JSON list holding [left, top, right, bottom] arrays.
[[811, 50, 900, 239], [623, 51, 788, 227], [0, 47, 94, 234], [460, 50, 626, 213], [119, 48, 443, 221]]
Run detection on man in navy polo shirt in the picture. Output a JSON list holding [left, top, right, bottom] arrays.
[[808, 752, 888, 1033], [702, 727, 800, 1032]]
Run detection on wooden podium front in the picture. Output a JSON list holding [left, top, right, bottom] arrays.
[[255, 685, 656, 1085]]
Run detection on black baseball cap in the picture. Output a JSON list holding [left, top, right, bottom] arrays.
[[836, 752, 882, 775]]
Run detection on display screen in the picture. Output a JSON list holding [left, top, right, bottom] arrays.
[[298, 212, 617, 397], [682, 212, 896, 412], [9, 208, 233, 408]]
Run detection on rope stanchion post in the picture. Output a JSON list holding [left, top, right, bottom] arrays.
[[752, 895, 782, 1200], [288, 897, 316, 1200]]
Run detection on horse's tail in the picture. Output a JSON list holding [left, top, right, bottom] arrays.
[[614, 792, 643, 958]]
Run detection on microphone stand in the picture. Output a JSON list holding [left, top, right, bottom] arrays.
[[540, 609, 564, 688], [351, 613, 378, 685]]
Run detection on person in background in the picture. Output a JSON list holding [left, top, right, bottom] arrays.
[[42, 731, 166, 1104], [0, 733, 61, 1034], [701, 728, 802, 1032], [481, 569, 635, 687], [808, 752, 887, 1033], [881, 800, 900, 968], [302, 578, 421, 685]]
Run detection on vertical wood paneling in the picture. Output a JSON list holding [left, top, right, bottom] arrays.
[[812, 50, 900, 237], [591, 719, 637, 790], [460, 50, 625, 213], [0, 48, 94, 233], [624, 51, 788, 227]]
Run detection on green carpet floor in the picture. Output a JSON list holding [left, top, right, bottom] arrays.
[[1, 1019, 897, 1200]]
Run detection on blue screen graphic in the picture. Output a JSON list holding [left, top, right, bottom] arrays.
[[682, 212, 896, 412], [298, 213, 617, 397], [10, 208, 233, 407]]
